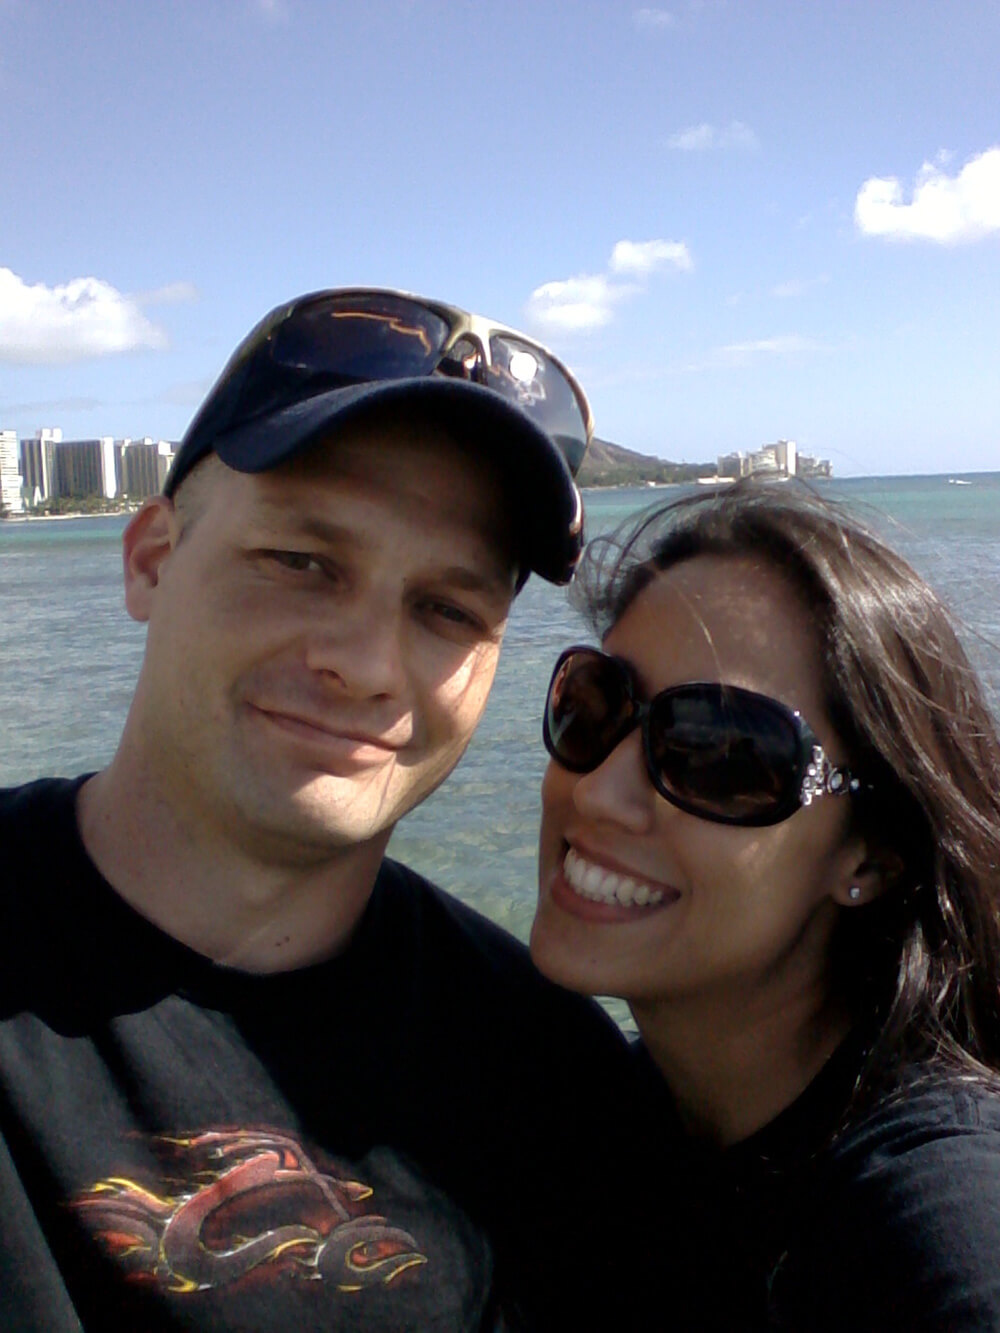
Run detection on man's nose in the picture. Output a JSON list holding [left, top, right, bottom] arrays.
[[304, 597, 408, 699]]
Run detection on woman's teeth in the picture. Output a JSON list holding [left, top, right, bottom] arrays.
[[563, 847, 664, 908]]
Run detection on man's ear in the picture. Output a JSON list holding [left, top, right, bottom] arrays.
[[123, 496, 181, 624], [833, 841, 906, 908]]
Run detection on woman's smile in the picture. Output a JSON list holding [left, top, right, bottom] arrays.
[[547, 843, 681, 923]]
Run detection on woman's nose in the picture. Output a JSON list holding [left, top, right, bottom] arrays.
[[570, 728, 656, 834]]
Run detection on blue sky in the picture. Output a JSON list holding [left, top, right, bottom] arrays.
[[1, 0, 997, 476]]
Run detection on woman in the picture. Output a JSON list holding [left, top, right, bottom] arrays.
[[530, 480, 1000, 1331]]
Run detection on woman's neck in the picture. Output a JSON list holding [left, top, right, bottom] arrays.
[[632, 982, 852, 1148]]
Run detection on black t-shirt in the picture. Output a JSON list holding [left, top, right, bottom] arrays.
[[630, 1036, 1000, 1331], [0, 778, 665, 1332]]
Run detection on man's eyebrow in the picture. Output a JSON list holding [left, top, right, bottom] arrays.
[[435, 565, 513, 599], [250, 505, 371, 550], [250, 502, 514, 597]]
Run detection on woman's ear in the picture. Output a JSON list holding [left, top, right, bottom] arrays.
[[834, 844, 905, 908], [123, 496, 181, 624]]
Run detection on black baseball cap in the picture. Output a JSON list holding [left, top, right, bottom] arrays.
[[165, 288, 592, 584]]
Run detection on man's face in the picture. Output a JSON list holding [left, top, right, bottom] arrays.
[[124, 413, 518, 864]]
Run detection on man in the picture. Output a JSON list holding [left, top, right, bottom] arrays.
[[0, 290, 658, 1331]]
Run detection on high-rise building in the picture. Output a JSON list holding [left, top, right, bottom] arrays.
[[797, 453, 832, 479], [0, 429, 25, 514], [745, 440, 796, 475], [717, 451, 744, 479], [772, 439, 797, 475], [20, 428, 62, 504], [54, 437, 118, 500], [115, 438, 175, 499]]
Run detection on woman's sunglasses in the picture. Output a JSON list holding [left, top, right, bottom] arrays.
[[542, 646, 865, 827], [177, 287, 593, 482]]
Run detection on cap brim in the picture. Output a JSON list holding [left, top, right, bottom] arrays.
[[208, 378, 583, 584]]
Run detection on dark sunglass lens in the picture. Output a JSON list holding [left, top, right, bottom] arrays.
[[233, 294, 452, 424], [648, 687, 802, 821], [485, 335, 589, 477], [275, 293, 450, 382], [546, 652, 632, 771]]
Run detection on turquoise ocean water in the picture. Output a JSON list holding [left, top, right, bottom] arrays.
[[2, 474, 998, 965]]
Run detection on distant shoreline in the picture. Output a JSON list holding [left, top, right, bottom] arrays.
[[583, 469, 997, 490], [1, 509, 136, 524]]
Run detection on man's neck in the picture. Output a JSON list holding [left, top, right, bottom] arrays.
[[76, 758, 391, 975]]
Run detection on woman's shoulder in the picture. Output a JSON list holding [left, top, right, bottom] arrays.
[[771, 1067, 1000, 1331], [829, 1066, 1000, 1168]]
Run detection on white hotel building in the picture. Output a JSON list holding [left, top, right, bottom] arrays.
[[0, 429, 25, 514]]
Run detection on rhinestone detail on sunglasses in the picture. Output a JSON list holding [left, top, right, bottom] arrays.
[[800, 748, 860, 805]]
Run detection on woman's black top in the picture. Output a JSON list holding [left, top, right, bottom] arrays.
[[632, 1036, 1000, 1331]]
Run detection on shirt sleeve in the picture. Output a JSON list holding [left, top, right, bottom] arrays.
[[770, 1083, 1000, 1332]]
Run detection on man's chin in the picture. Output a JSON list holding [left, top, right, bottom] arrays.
[[220, 748, 456, 860], [246, 774, 412, 853]]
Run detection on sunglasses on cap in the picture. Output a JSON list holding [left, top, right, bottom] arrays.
[[542, 646, 867, 828], [175, 287, 593, 482]]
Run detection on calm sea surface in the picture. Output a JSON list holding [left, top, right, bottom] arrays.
[[2, 475, 999, 976]]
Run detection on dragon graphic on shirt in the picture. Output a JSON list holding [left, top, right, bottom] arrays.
[[67, 1127, 427, 1295]]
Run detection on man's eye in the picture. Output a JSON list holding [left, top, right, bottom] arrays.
[[423, 599, 481, 630], [267, 550, 320, 573]]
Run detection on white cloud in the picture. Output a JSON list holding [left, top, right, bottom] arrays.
[[718, 335, 825, 358], [135, 281, 199, 306], [633, 8, 675, 29], [721, 124, 759, 151], [668, 120, 759, 152], [670, 124, 714, 152], [771, 274, 830, 299], [524, 275, 627, 333], [610, 239, 693, 275], [855, 147, 1000, 243], [0, 268, 170, 364], [526, 237, 692, 336]]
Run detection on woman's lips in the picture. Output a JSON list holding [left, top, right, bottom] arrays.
[[550, 846, 680, 921]]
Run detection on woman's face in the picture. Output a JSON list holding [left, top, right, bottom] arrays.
[[531, 554, 870, 1013]]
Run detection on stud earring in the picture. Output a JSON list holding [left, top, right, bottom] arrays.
[[848, 885, 862, 902]]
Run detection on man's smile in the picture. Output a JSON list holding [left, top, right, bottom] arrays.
[[247, 702, 408, 763]]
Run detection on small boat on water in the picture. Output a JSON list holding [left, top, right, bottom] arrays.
[[948, 478, 973, 486]]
